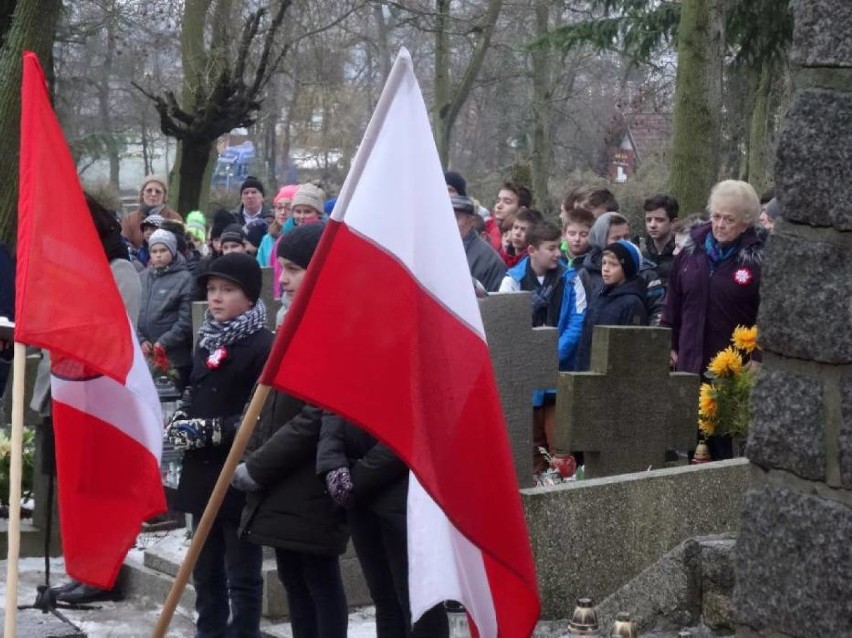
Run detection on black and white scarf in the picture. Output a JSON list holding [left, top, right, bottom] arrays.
[[197, 300, 267, 353]]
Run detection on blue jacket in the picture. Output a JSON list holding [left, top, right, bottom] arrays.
[[503, 256, 586, 372]]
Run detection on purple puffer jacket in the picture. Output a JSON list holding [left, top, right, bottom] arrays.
[[660, 222, 763, 375]]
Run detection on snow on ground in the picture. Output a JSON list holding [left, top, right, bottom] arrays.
[[0, 555, 378, 637]]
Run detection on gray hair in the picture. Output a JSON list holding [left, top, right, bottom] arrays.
[[707, 180, 761, 225]]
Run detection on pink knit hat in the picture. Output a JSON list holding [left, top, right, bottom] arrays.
[[273, 184, 299, 205]]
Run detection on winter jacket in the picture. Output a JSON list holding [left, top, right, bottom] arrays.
[[316, 413, 409, 520], [641, 235, 676, 287], [577, 247, 664, 325], [483, 217, 502, 252], [232, 203, 272, 227], [576, 276, 648, 371], [173, 328, 273, 519], [137, 254, 194, 367], [499, 257, 586, 371], [238, 392, 349, 556], [661, 222, 762, 375], [121, 206, 182, 248], [462, 228, 507, 293]]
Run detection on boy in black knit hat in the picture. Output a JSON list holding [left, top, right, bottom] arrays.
[[576, 239, 648, 370], [167, 252, 273, 638]]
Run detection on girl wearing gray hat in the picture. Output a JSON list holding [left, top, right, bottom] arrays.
[[137, 229, 195, 390]]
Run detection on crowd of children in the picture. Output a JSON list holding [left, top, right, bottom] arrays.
[[71, 169, 770, 635], [448, 172, 769, 481]]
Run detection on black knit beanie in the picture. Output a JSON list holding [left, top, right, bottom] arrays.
[[240, 175, 265, 196], [603, 240, 643, 280], [211, 209, 236, 240], [277, 222, 325, 269], [444, 171, 467, 197], [198, 253, 262, 304]]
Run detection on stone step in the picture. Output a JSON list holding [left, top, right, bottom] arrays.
[[125, 529, 372, 621]]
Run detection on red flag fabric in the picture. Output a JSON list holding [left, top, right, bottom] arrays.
[[15, 51, 166, 588], [260, 49, 540, 637]]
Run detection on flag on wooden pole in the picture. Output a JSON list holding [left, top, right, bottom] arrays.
[[260, 48, 540, 637], [15, 51, 166, 588]]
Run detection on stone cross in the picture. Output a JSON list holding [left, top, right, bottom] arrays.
[[479, 293, 557, 488], [553, 326, 699, 478]]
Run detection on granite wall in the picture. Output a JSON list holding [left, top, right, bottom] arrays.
[[732, 2, 852, 634]]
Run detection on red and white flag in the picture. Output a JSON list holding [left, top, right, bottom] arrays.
[[260, 49, 540, 637], [15, 52, 166, 588]]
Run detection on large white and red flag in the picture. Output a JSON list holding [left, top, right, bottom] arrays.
[[15, 52, 166, 588], [260, 49, 540, 637]]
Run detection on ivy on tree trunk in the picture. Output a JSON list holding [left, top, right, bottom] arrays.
[[0, 0, 62, 243], [668, 0, 724, 214]]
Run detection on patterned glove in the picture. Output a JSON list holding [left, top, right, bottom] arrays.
[[231, 463, 262, 492], [164, 417, 223, 450], [168, 407, 190, 424], [530, 284, 554, 313], [325, 467, 354, 508]]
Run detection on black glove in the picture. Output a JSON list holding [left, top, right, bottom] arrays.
[[325, 467, 354, 508], [164, 416, 223, 450]]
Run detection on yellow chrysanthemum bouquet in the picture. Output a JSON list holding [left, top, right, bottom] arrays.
[[698, 325, 759, 439]]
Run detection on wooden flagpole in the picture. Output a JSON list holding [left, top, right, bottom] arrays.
[[4, 342, 27, 637], [153, 48, 413, 638], [151, 383, 270, 638]]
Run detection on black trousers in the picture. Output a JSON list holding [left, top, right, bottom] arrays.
[[349, 505, 448, 638]]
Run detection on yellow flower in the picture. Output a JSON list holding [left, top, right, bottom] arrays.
[[699, 383, 717, 417], [731, 325, 758, 353], [699, 416, 716, 437], [708, 347, 743, 378]]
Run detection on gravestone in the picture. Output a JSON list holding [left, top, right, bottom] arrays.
[[478, 293, 557, 488], [259, 267, 279, 331], [554, 326, 699, 478], [732, 3, 852, 635]]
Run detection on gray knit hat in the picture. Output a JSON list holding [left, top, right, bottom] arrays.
[[291, 184, 325, 215], [148, 229, 178, 256]]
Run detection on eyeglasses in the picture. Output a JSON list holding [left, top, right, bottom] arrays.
[[274, 204, 290, 210], [144, 188, 164, 195]]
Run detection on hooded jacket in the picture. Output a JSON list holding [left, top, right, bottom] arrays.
[[576, 275, 648, 371], [238, 392, 349, 556], [137, 253, 194, 367], [661, 221, 762, 375]]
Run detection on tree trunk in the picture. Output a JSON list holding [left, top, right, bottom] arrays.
[[433, 0, 503, 168], [0, 0, 61, 242], [747, 61, 772, 195], [100, 1, 119, 188], [176, 138, 213, 216], [529, 0, 552, 210], [668, 0, 724, 214], [433, 0, 451, 166]]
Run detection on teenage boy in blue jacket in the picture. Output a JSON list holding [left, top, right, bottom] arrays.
[[499, 221, 586, 476]]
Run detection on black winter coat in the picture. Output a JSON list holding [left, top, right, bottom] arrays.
[[173, 328, 273, 519], [317, 414, 409, 520], [238, 392, 348, 556], [576, 276, 648, 370]]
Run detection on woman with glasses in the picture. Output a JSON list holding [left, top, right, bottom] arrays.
[[255, 184, 299, 300], [120, 174, 183, 249]]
